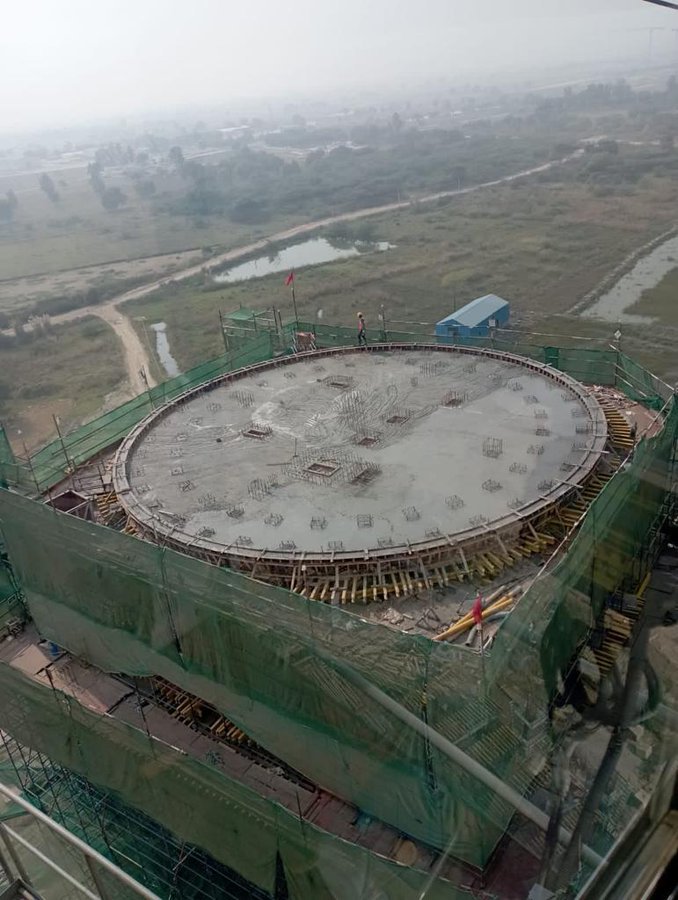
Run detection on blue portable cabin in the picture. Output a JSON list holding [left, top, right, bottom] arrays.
[[435, 294, 510, 340]]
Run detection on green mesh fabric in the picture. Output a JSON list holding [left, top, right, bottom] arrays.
[[1, 381, 674, 869], [547, 347, 617, 386], [489, 397, 678, 701], [0, 488, 521, 864], [21, 333, 278, 493], [0, 332, 674, 881], [0, 424, 14, 470], [1, 331, 670, 496], [0, 662, 466, 900], [616, 353, 669, 409], [290, 324, 637, 392], [0, 532, 21, 630], [0, 424, 33, 494]]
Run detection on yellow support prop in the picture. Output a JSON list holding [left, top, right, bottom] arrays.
[[433, 594, 515, 642]]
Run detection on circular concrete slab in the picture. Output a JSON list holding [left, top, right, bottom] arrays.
[[114, 346, 607, 567]]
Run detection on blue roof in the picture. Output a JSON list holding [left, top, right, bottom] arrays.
[[438, 294, 509, 328]]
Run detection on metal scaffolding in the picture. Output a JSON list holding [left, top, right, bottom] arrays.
[[0, 735, 272, 900]]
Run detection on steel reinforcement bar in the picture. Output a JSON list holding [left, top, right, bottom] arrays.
[[112, 344, 608, 585]]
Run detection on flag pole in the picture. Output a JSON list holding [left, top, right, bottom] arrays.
[[218, 309, 228, 355], [291, 278, 299, 330]]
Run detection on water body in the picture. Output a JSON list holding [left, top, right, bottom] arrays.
[[151, 322, 180, 377], [213, 237, 394, 284], [582, 234, 678, 324]]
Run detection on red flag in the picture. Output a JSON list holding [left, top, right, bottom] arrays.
[[285, 271, 295, 286], [472, 593, 483, 628]]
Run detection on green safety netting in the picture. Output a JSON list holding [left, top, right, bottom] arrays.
[[0, 327, 674, 885], [616, 353, 670, 410], [0, 534, 21, 631], [0, 331, 281, 494], [0, 383, 673, 871], [0, 327, 670, 497], [0, 424, 13, 473], [0, 486, 522, 866], [0, 662, 466, 900], [0, 425, 28, 494], [489, 396, 678, 701], [543, 346, 617, 385]]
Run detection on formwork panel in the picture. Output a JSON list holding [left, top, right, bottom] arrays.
[[113, 345, 607, 576]]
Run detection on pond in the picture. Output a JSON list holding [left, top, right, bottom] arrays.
[[581, 234, 678, 324], [212, 237, 394, 284], [151, 322, 180, 377]]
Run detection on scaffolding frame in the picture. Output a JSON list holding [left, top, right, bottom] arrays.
[[0, 322, 676, 897], [0, 781, 161, 900], [0, 735, 273, 900]]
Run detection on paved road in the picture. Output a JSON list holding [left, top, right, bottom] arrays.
[[14, 151, 581, 398]]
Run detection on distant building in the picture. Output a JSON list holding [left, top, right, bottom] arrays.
[[218, 126, 251, 141], [435, 293, 510, 339]]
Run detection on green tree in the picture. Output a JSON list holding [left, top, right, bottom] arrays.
[[169, 145, 185, 168], [100, 187, 126, 210], [38, 173, 59, 202], [597, 139, 619, 155], [134, 178, 156, 199], [87, 162, 106, 195], [0, 198, 14, 223], [229, 198, 268, 224], [178, 185, 226, 215], [354, 220, 376, 242], [12, 319, 30, 344], [0, 190, 18, 221], [451, 165, 466, 189]]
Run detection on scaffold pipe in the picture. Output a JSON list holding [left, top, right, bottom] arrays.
[[330, 659, 603, 868]]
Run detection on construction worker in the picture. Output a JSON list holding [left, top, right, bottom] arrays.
[[357, 312, 367, 347]]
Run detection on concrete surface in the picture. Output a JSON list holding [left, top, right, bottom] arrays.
[[124, 349, 598, 554]]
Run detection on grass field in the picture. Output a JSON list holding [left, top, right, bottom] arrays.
[[123, 173, 678, 373], [0, 130, 547, 290], [0, 165, 289, 288], [533, 312, 678, 385], [0, 129, 596, 312], [627, 267, 678, 325], [0, 248, 203, 318], [3, 136, 678, 446], [0, 318, 126, 451]]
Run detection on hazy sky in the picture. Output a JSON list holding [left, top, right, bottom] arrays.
[[1, 0, 674, 131]]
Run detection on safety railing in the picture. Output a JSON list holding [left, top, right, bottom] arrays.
[[0, 784, 161, 900]]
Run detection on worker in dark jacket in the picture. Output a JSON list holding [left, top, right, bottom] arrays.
[[357, 312, 367, 347]]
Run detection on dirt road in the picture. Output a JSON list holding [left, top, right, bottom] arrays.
[[96, 304, 157, 394], [14, 152, 580, 398]]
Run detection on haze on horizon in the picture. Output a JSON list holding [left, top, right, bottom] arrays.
[[0, 0, 675, 133]]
